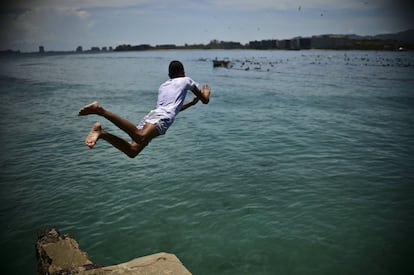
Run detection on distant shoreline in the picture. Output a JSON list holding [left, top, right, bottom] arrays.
[[1, 29, 413, 55], [0, 45, 412, 57], [0, 49, 411, 59]]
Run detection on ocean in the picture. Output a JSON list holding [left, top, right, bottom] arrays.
[[0, 50, 413, 274]]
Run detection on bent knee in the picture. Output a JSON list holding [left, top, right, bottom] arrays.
[[133, 128, 152, 144], [128, 141, 148, 158], [140, 123, 160, 140], [127, 150, 139, 158]]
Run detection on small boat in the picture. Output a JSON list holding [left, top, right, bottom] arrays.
[[213, 59, 231, 68]]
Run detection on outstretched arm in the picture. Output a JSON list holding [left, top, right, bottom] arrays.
[[180, 84, 211, 112], [180, 96, 199, 112]]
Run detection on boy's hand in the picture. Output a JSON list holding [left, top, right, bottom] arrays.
[[201, 84, 211, 100]]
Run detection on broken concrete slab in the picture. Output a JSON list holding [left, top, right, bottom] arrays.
[[36, 228, 191, 275]]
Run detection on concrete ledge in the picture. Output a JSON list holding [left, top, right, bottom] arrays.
[[36, 228, 191, 275], [84, 253, 191, 275]]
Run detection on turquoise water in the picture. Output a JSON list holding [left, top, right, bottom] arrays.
[[0, 50, 413, 274]]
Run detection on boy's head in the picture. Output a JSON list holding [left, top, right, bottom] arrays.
[[168, 60, 185, 78]]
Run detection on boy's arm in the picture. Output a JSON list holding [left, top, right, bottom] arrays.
[[180, 96, 199, 112], [192, 84, 210, 104], [180, 84, 211, 112]]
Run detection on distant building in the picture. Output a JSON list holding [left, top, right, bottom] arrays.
[[248, 40, 277, 49], [276, 40, 290, 49], [299, 38, 311, 49], [290, 38, 300, 50], [207, 40, 243, 49], [39, 46, 45, 53], [76, 46, 83, 53], [114, 44, 151, 51], [220, 41, 243, 49], [311, 35, 348, 49], [155, 44, 177, 49]]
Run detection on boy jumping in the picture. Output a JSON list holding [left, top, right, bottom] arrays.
[[78, 60, 211, 158]]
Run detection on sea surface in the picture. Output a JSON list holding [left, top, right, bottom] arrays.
[[0, 50, 413, 274]]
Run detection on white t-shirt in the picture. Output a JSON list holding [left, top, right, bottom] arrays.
[[137, 76, 198, 135], [156, 76, 198, 119]]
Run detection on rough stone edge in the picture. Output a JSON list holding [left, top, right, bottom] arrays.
[[83, 252, 192, 275], [36, 228, 103, 274], [36, 228, 191, 275]]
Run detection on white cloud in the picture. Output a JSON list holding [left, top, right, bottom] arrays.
[[0, 5, 96, 51], [2, 0, 406, 12], [1, 0, 412, 51], [76, 9, 90, 19], [2, 0, 147, 9], [208, 0, 378, 11]]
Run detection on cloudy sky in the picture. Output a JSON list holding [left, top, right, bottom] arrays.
[[1, 0, 412, 52]]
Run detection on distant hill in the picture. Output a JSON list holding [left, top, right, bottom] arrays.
[[374, 29, 414, 43], [348, 29, 414, 43]]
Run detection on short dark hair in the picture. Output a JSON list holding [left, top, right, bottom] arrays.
[[168, 60, 184, 78]]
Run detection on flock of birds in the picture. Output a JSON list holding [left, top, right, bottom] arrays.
[[204, 53, 414, 73]]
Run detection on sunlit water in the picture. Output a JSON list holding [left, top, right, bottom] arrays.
[[1, 50, 413, 274]]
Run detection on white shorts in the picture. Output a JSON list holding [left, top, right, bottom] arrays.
[[137, 109, 174, 135]]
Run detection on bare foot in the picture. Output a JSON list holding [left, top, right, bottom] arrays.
[[78, 101, 102, 116], [85, 122, 102, 148]]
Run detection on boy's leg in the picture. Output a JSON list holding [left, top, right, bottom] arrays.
[[100, 132, 146, 158], [85, 122, 159, 158], [79, 101, 143, 143]]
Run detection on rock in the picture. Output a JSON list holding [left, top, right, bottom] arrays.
[[36, 228, 100, 274], [83, 253, 191, 275], [35, 228, 191, 275]]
